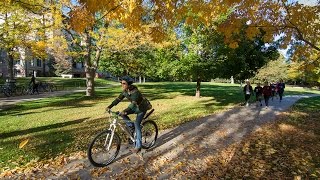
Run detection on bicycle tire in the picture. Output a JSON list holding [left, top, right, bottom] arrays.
[[50, 84, 57, 92], [141, 120, 158, 149], [15, 86, 23, 96], [3, 88, 12, 97], [87, 130, 121, 167]]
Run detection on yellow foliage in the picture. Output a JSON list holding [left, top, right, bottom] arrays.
[[229, 41, 239, 48], [69, 7, 95, 32]]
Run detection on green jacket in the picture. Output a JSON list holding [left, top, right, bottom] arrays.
[[108, 85, 152, 113]]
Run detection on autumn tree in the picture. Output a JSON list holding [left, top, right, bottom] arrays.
[[287, 55, 320, 86], [0, 0, 68, 79], [218, 0, 319, 66], [11, 0, 317, 95], [0, 1, 46, 79], [99, 26, 157, 81], [254, 55, 288, 83]]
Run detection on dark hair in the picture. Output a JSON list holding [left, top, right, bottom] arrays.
[[121, 76, 134, 85]]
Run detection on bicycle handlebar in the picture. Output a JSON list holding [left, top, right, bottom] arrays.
[[106, 109, 120, 116]]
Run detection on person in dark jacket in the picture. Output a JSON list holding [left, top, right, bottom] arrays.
[[277, 79, 285, 102], [262, 81, 272, 107], [243, 80, 253, 106], [106, 76, 152, 153], [29, 74, 39, 94], [254, 83, 263, 106], [270, 82, 276, 101]]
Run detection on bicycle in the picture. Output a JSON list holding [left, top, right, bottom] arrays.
[[2, 82, 23, 97], [87, 109, 158, 167], [22, 84, 34, 95]]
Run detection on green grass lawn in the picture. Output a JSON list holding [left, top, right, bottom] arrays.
[[0, 82, 319, 171]]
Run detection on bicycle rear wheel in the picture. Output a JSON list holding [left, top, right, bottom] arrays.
[[141, 120, 158, 149], [3, 88, 12, 97], [87, 130, 121, 167]]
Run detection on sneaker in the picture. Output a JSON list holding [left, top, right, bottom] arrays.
[[246, 102, 249, 107]]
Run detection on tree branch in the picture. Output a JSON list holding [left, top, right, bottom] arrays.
[[96, 4, 122, 22]]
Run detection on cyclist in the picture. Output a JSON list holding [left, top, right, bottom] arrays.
[[106, 76, 152, 153]]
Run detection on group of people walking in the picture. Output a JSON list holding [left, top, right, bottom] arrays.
[[243, 79, 285, 107]]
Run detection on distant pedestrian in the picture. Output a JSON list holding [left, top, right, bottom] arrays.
[[277, 79, 285, 102], [30, 74, 39, 94], [254, 83, 263, 106], [262, 81, 272, 107], [270, 82, 276, 101], [243, 80, 253, 106]]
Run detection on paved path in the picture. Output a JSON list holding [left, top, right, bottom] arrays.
[[1, 94, 318, 179], [0, 89, 86, 111], [0, 85, 117, 111]]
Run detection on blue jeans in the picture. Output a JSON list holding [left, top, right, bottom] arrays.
[[121, 111, 146, 148]]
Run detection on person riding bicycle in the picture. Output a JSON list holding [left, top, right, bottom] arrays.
[[106, 76, 152, 153]]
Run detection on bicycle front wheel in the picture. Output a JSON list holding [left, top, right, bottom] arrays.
[[141, 120, 158, 149], [87, 130, 121, 167]]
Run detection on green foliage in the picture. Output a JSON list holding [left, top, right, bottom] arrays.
[[254, 55, 288, 83]]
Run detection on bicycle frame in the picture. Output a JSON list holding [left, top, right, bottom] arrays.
[[105, 112, 135, 150]]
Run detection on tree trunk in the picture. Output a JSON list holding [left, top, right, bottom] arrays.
[[85, 67, 95, 96], [143, 77, 145, 83], [7, 52, 14, 80], [139, 76, 142, 83], [42, 59, 46, 77], [195, 76, 201, 98], [83, 30, 102, 97], [83, 31, 95, 96]]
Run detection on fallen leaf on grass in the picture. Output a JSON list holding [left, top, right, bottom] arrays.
[[19, 139, 29, 149]]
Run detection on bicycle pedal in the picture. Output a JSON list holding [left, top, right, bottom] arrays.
[[128, 140, 134, 145]]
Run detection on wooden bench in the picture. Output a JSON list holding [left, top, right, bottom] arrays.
[[61, 74, 73, 78]]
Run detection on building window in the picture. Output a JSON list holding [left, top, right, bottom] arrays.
[[37, 59, 42, 67], [30, 59, 34, 66]]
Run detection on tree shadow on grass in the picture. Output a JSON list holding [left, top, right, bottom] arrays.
[[0, 117, 89, 139], [0, 92, 110, 116]]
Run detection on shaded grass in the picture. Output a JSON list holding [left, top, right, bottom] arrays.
[[0, 82, 319, 171]]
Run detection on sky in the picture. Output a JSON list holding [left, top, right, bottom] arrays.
[[296, 0, 319, 5]]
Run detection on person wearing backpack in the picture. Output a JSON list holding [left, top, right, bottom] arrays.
[[106, 76, 152, 153]]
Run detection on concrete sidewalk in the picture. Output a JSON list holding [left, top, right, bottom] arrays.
[[0, 85, 117, 111], [0, 89, 86, 111]]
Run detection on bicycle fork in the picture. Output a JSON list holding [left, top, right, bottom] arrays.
[[105, 120, 117, 151]]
